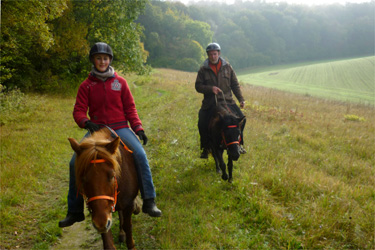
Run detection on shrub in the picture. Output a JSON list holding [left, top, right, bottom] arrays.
[[344, 114, 366, 122]]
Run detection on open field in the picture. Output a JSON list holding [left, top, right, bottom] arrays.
[[238, 56, 375, 105], [1, 68, 374, 249]]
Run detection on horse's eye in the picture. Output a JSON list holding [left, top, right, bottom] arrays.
[[108, 174, 115, 182]]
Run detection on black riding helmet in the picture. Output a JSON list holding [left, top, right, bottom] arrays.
[[89, 42, 113, 63], [206, 43, 221, 53]]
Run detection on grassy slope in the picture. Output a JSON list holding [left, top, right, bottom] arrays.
[[1, 68, 374, 249], [238, 56, 375, 105]]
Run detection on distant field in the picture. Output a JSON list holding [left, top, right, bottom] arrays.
[[238, 56, 375, 105]]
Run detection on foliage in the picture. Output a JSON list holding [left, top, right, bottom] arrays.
[[72, 0, 149, 74], [0, 84, 25, 125], [137, 1, 213, 71], [1, 0, 69, 90], [1, 0, 148, 92], [344, 114, 366, 122], [139, 1, 374, 70]]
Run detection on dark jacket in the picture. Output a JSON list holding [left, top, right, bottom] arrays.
[[73, 72, 143, 132], [195, 57, 244, 110]]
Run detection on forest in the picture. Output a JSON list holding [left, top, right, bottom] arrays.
[[1, 0, 374, 92]]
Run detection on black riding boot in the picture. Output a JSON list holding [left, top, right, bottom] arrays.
[[58, 212, 85, 228], [142, 198, 162, 217]]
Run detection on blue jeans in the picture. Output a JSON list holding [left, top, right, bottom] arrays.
[[67, 128, 156, 213]]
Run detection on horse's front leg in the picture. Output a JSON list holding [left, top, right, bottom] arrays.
[[101, 230, 116, 250], [227, 155, 233, 183], [121, 205, 135, 250], [212, 151, 221, 174], [212, 147, 228, 180], [118, 210, 126, 243]]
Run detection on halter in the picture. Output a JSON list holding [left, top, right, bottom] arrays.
[[84, 158, 119, 213], [221, 125, 241, 147]]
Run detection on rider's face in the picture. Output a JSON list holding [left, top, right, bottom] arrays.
[[93, 54, 111, 72], [208, 50, 220, 64]]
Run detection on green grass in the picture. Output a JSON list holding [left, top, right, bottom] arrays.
[[1, 68, 374, 249], [238, 56, 375, 105]]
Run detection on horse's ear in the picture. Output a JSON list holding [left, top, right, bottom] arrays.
[[238, 116, 246, 127], [106, 137, 120, 154], [68, 138, 82, 155], [218, 112, 225, 120]]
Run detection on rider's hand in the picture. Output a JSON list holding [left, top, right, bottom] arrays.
[[240, 101, 245, 109], [212, 86, 222, 95], [85, 121, 100, 133], [136, 130, 148, 145]]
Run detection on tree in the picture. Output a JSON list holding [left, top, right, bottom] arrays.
[[72, 0, 148, 74], [137, 1, 212, 71], [1, 0, 149, 92], [1, 0, 68, 89]]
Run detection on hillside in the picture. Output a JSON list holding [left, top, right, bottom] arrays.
[[238, 56, 375, 104], [1, 69, 374, 249]]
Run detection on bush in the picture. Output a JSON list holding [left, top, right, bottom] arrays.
[[0, 84, 27, 125], [344, 114, 366, 122]]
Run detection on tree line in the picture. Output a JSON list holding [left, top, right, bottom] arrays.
[[139, 0, 374, 70], [1, 0, 148, 92], [1, 0, 374, 92]]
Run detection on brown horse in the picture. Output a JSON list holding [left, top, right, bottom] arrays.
[[208, 105, 245, 183], [68, 127, 140, 250]]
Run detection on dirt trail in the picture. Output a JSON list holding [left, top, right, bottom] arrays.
[[52, 211, 158, 249], [52, 213, 102, 250]]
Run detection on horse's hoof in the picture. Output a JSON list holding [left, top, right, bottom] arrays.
[[222, 174, 228, 180], [228, 178, 233, 183], [216, 168, 221, 174], [119, 233, 125, 243]]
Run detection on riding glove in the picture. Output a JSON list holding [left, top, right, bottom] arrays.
[[85, 121, 100, 133], [136, 130, 148, 145]]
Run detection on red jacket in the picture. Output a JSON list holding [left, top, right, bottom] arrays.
[[73, 72, 143, 133]]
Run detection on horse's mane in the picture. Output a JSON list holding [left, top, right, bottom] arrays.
[[214, 105, 239, 126], [75, 128, 122, 187]]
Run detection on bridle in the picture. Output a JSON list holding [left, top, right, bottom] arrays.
[[85, 159, 119, 213], [84, 158, 119, 213], [221, 125, 241, 148], [80, 126, 133, 213]]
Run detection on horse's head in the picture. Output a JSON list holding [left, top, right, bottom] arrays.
[[220, 112, 246, 161], [68, 128, 121, 233]]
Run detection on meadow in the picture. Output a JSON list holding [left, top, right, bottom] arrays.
[[238, 56, 375, 105], [0, 62, 374, 249]]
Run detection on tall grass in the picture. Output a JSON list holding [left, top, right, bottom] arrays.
[[1, 68, 374, 249]]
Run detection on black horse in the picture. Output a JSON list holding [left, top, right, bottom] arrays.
[[208, 104, 245, 183]]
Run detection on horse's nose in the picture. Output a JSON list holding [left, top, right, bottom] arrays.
[[232, 153, 240, 161], [229, 146, 241, 161], [106, 219, 112, 230], [92, 218, 112, 233]]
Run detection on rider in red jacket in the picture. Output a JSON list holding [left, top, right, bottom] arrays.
[[59, 42, 162, 228], [73, 72, 143, 132]]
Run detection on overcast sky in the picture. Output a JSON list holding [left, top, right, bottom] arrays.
[[169, 0, 372, 6]]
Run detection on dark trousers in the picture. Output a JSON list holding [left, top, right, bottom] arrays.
[[198, 104, 246, 149]]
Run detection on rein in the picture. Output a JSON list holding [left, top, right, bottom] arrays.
[[102, 125, 133, 154], [215, 91, 233, 114]]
